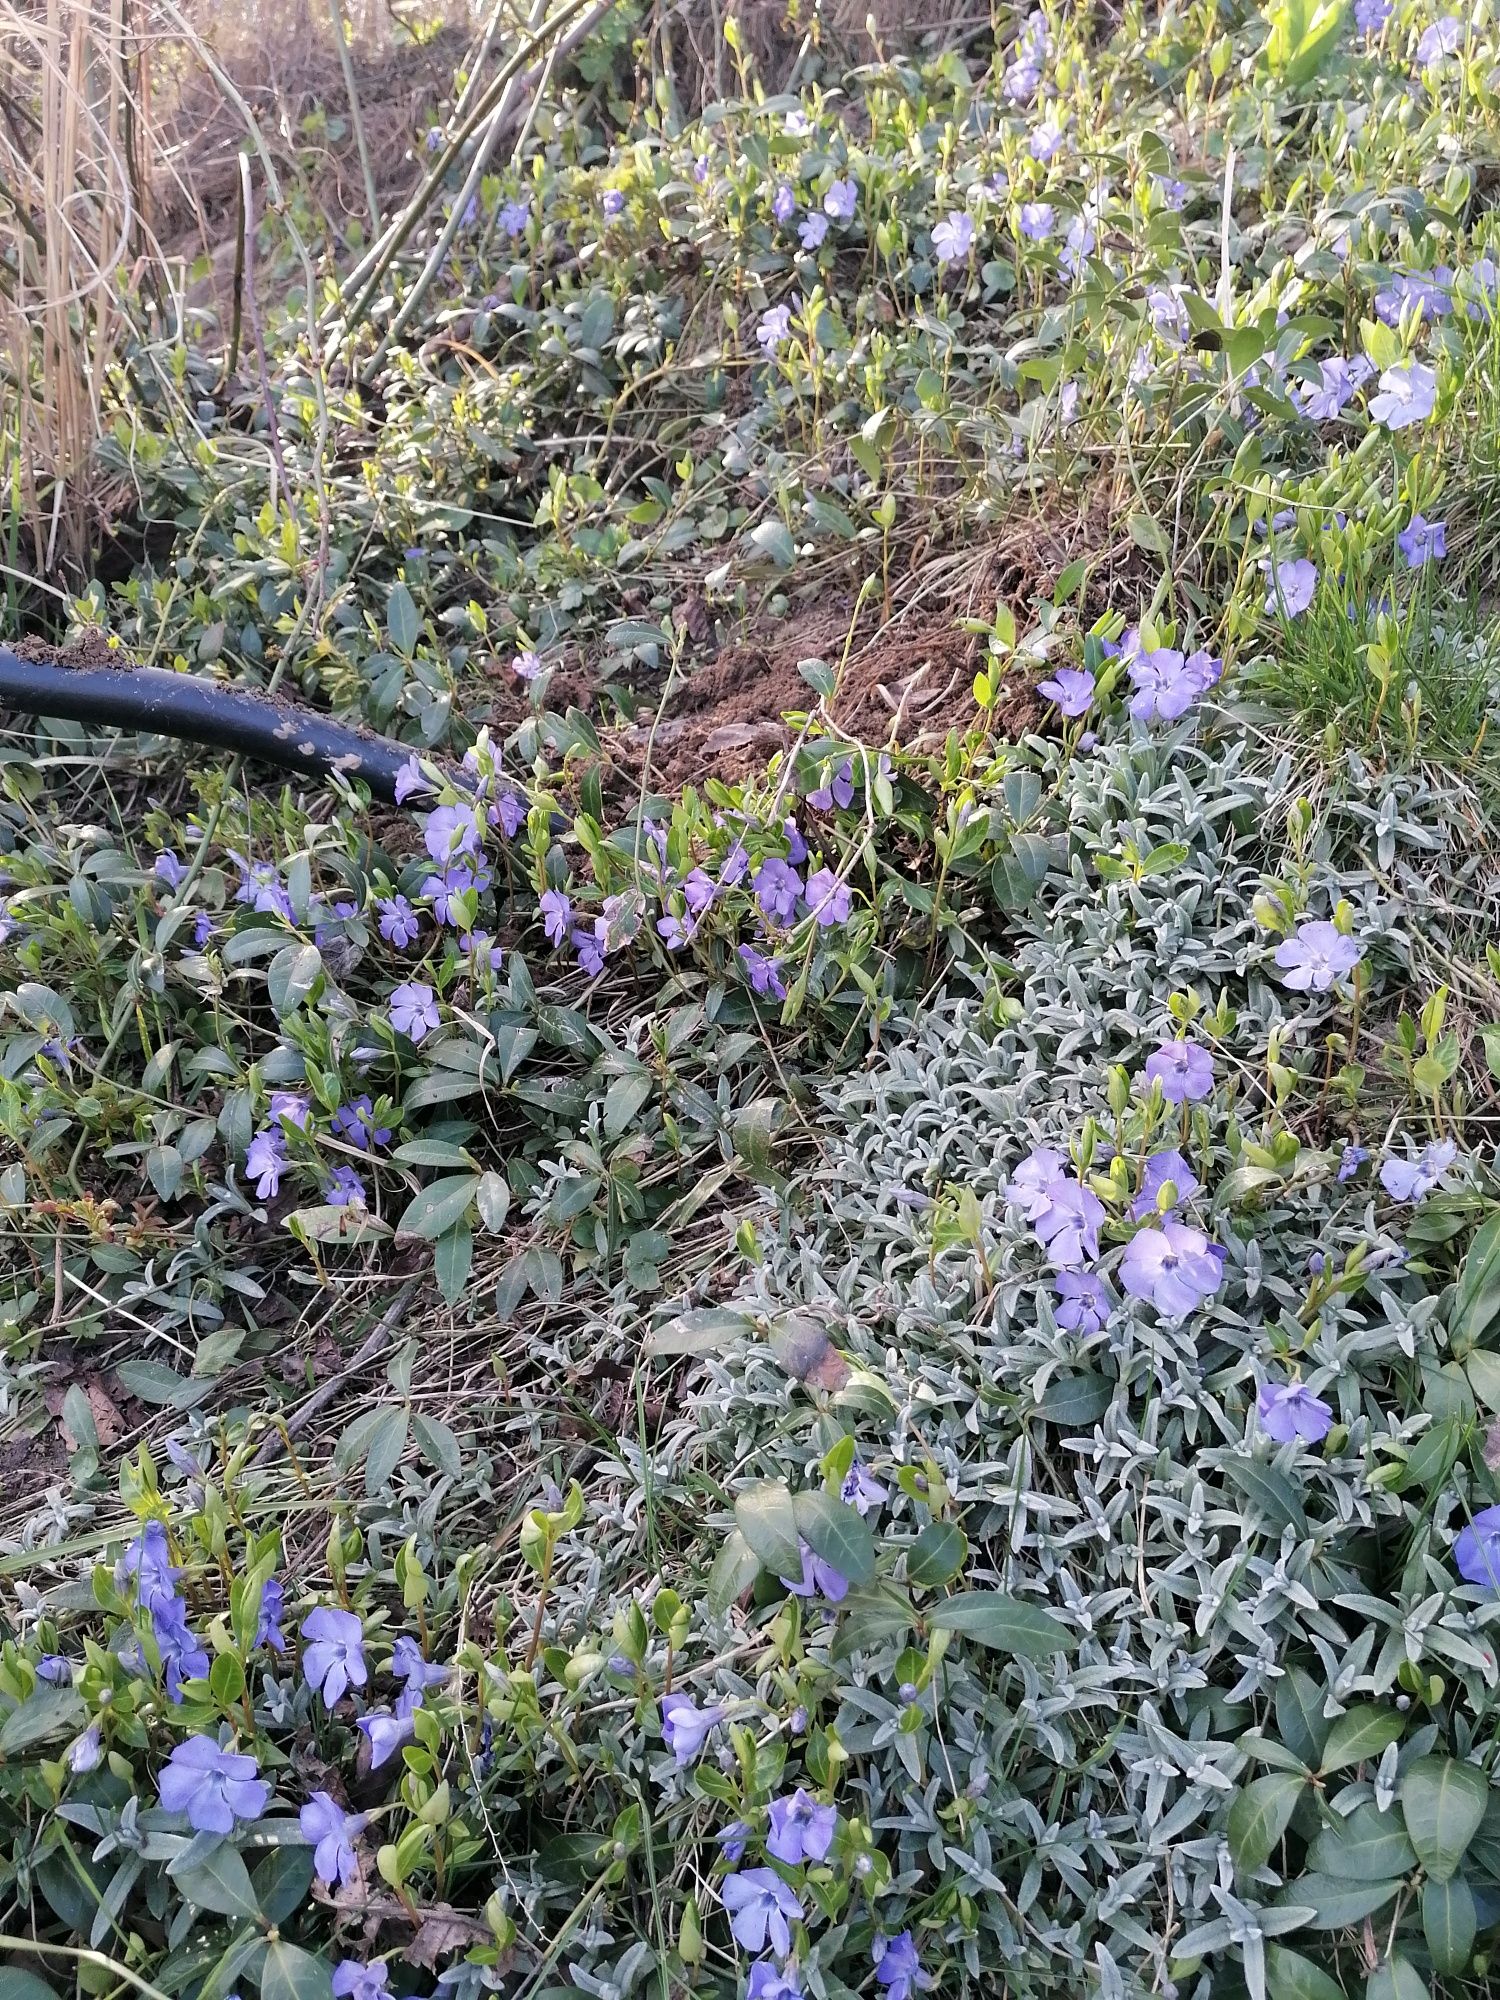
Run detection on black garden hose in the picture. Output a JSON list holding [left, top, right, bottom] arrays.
[[0, 646, 422, 802]]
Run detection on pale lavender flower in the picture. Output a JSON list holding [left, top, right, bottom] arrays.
[[301, 1791, 369, 1886], [874, 1932, 933, 2000], [1031, 119, 1064, 162], [1262, 556, 1319, 617], [326, 1166, 367, 1208], [804, 867, 851, 927], [377, 895, 421, 948], [1398, 513, 1447, 566], [1054, 1271, 1111, 1335], [1356, 0, 1391, 30], [722, 1869, 804, 1957], [747, 1964, 803, 2000], [574, 927, 606, 977], [1368, 362, 1436, 429], [1144, 1039, 1214, 1102], [1416, 16, 1463, 63], [1038, 667, 1094, 715], [1258, 1379, 1334, 1443], [1274, 920, 1364, 991], [718, 1820, 750, 1862], [932, 210, 975, 263], [1148, 287, 1189, 344], [772, 183, 796, 223], [513, 649, 542, 680], [158, 1737, 269, 1834], [841, 1458, 888, 1513], [332, 1964, 394, 2000], [301, 1607, 367, 1705], [499, 197, 530, 238], [781, 1539, 849, 1603], [1130, 1149, 1200, 1220], [1120, 1221, 1225, 1320], [824, 177, 857, 222], [333, 1098, 391, 1150], [358, 1704, 417, 1769], [68, 1724, 103, 1773], [766, 1788, 836, 1865], [1154, 176, 1189, 210], [539, 889, 572, 946], [799, 211, 829, 250], [1296, 357, 1356, 421], [683, 869, 714, 914], [758, 304, 793, 355], [393, 756, 434, 803], [154, 851, 186, 889], [255, 1577, 287, 1652], [246, 1130, 286, 1201], [388, 981, 439, 1044], [808, 758, 854, 810], [1059, 214, 1095, 278], [1455, 1504, 1500, 1589], [392, 1635, 447, 1691], [1339, 1143, 1369, 1180], [422, 804, 482, 865], [601, 188, 626, 217], [660, 1691, 725, 1766], [754, 857, 802, 924], [1380, 1138, 1458, 1201]]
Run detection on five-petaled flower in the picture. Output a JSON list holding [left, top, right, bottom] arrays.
[[722, 1868, 804, 1956], [932, 211, 975, 263], [1398, 513, 1447, 567], [1380, 1139, 1457, 1202], [1369, 361, 1436, 430], [158, 1736, 269, 1834], [874, 1931, 933, 1999], [1144, 1040, 1215, 1103], [1455, 1504, 1500, 1589], [1120, 1221, 1225, 1320], [301, 1790, 369, 1887], [1274, 920, 1364, 992], [388, 981, 440, 1044], [766, 1787, 837, 1865], [1258, 1379, 1335, 1443], [301, 1607, 368, 1706]]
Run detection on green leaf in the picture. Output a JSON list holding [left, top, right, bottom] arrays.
[[1275, 1667, 1330, 1769], [1035, 1373, 1113, 1427], [254, 1845, 316, 1927], [1399, 1757, 1489, 1883], [905, 1521, 968, 1589], [411, 1410, 463, 1478], [1126, 510, 1168, 556], [706, 1528, 761, 1615], [0, 1975, 65, 2000], [172, 1842, 263, 1923], [1421, 1873, 1476, 1974], [603, 1072, 653, 1140], [1450, 1211, 1500, 1357], [930, 1591, 1075, 1659], [433, 1220, 472, 1307], [1318, 1706, 1403, 1775], [734, 1481, 803, 1579], [1221, 1458, 1308, 1536], [1279, 1873, 1403, 1928], [748, 519, 796, 569], [830, 1585, 915, 1660], [1265, 1946, 1347, 2000], [260, 1940, 331, 2000], [386, 581, 420, 656], [1228, 1773, 1306, 1876], [793, 1489, 875, 1588], [266, 944, 322, 1018], [363, 1405, 409, 1496], [395, 1174, 480, 1243], [1263, 0, 1347, 86], [1306, 1800, 1416, 1879], [1365, 1954, 1429, 2000], [0, 1686, 85, 1755], [645, 1307, 754, 1359]]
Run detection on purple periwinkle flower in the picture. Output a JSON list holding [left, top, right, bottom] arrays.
[[301, 1606, 368, 1706], [1297, 357, 1356, 421], [152, 1595, 210, 1702], [1054, 1270, 1111, 1335], [392, 1635, 448, 1692], [739, 942, 786, 999], [540, 889, 573, 945], [1038, 666, 1095, 716], [301, 1790, 369, 1886], [499, 196, 530, 238], [722, 1868, 804, 1957], [388, 981, 440, 1044], [601, 188, 627, 217], [808, 758, 855, 810], [574, 927, 606, 977], [718, 1819, 750, 1862], [1019, 202, 1054, 241], [35, 1654, 72, 1684], [332, 1961, 394, 2000], [326, 1166, 367, 1208], [1127, 645, 1219, 722], [683, 868, 715, 914], [246, 1130, 286, 1201], [1258, 1379, 1335, 1444], [747, 1964, 803, 2000], [841, 1458, 888, 1514], [1338, 1143, 1370, 1181], [1120, 1221, 1225, 1320], [1369, 362, 1437, 429], [1130, 1149, 1201, 1220], [754, 857, 802, 925], [1155, 175, 1189, 210], [376, 895, 421, 949], [422, 804, 482, 866], [772, 182, 796, 223], [1144, 1040, 1214, 1103], [1398, 513, 1447, 567], [804, 867, 851, 927], [154, 851, 186, 889], [1031, 118, 1064, 162], [358, 1704, 417, 1769], [1380, 1139, 1458, 1202], [1148, 286, 1190, 344], [799, 210, 829, 250], [158, 1736, 269, 1834], [68, 1724, 103, 1774], [512, 649, 542, 680], [393, 756, 433, 803], [874, 1931, 933, 2000], [758, 304, 793, 355], [824, 177, 857, 222], [333, 1098, 391, 1151], [1274, 920, 1364, 991], [119, 1520, 180, 1609], [255, 1577, 287, 1652], [781, 1538, 849, 1604], [1262, 557, 1319, 617], [660, 1691, 725, 1766], [1356, 0, 1391, 29], [766, 1787, 837, 1865], [1455, 1504, 1500, 1589], [932, 210, 975, 263], [1416, 16, 1463, 63]]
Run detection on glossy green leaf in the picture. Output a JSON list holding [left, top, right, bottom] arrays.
[[1228, 1772, 1305, 1875], [793, 1489, 875, 1587], [1421, 1872, 1476, 1974], [929, 1591, 1075, 1659], [1318, 1706, 1403, 1775], [733, 1482, 802, 1580], [1265, 1945, 1346, 2000], [1399, 1757, 1489, 1882], [905, 1520, 968, 1589]]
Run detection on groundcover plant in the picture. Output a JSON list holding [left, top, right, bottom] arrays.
[[7, 1, 1500, 1998]]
